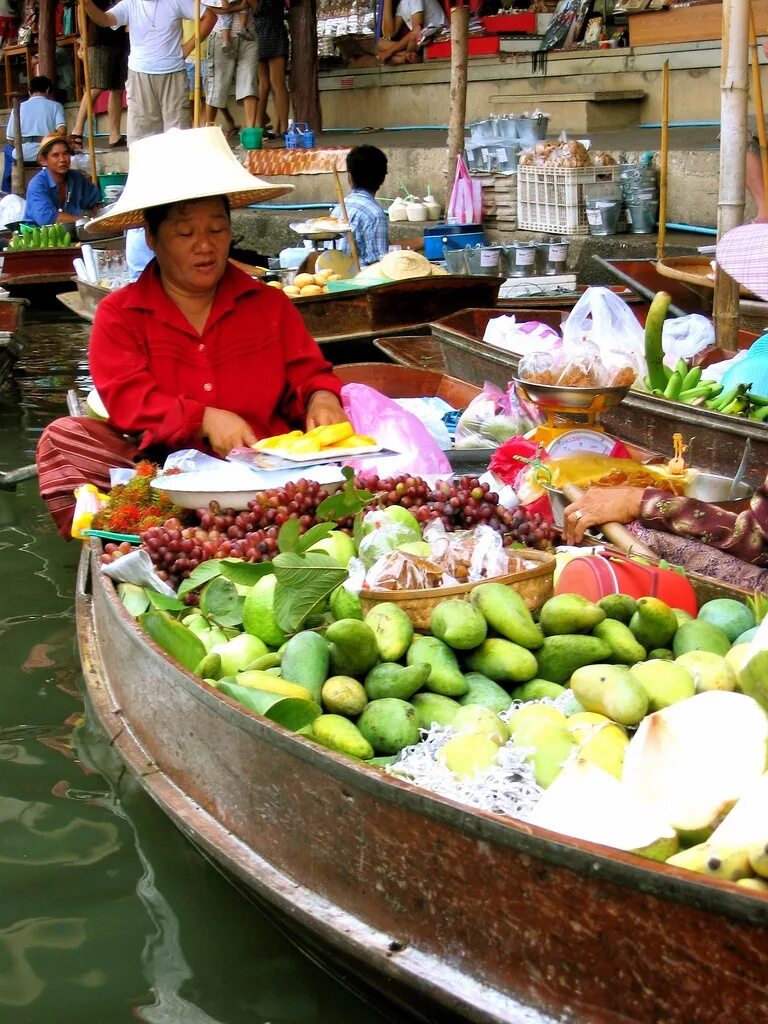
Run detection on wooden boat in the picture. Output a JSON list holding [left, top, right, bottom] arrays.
[[429, 307, 768, 485], [334, 360, 480, 407], [76, 543, 768, 1024], [0, 246, 79, 305]]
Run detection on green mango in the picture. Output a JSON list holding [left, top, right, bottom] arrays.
[[364, 662, 430, 701], [629, 597, 678, 649], [451, 703, 509, 745], [569, 664, 649, 726], [429, 599, 487, 650], [357, 698, 421, 755], [327, 619, 379, 677], [469, 582, 544, 649], [648, 648, 673, 660], [592, 619, 646, 665], [629, 659, 695, 711], [363, 604, 413, 662], [438, 733, 499, 779], [407, 635, 468, 696], [539, 594, 606, 636], [510, 679, 566, 702], [312, 714, 374, 759], [411, 692, 461, 729], [597, 594, 638, 624], [534, 635, 612, 685], [138, 609, 206, 672], [697, 598, 754, 643], [672, 620, 731, 658], [280, 630, 330, 703], [194, 652, 223, 679], [459, 672, 514, 713], [464, 638, 538, 684]]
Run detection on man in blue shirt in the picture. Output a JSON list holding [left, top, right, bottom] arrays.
[[3, 76, 67, 193], [331, 145, 389, 268], [25, 134, 103, 227]]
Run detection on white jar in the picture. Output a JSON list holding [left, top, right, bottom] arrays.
[[406, 200, 428, 222]]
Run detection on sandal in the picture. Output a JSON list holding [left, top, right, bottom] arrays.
[[108, 135, 127, 148], [69, 133, 83, 151]]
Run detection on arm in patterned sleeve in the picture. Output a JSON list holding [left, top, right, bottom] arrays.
[[639, 482, 768, 565]]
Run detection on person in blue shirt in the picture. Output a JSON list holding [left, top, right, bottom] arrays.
[[3, 76, 67, 193], [24, 134, 103, 227], [331, 145, 389, 269]]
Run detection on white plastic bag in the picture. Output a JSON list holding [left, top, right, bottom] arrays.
[[561, 286, 646, 378], [662, 314, 715, 365], [482, 314, 561, 355]]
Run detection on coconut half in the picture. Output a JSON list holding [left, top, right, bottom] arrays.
[[527, 758, 678, 861], [622, 692, 768, 842]]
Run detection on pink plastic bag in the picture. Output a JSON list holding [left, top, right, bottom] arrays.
[[447, 156, 482, 225], [341, 383, 451, 477]]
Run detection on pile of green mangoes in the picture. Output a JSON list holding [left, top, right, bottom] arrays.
[[5, 222, 72, 250], [195, 583, 760, 771]]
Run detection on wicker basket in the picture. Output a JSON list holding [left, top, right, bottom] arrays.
[[359, 549, 555, 630]]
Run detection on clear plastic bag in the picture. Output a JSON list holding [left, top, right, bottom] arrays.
[[518, 338, 637, 389], [455, 382, 540, 450], [357, 517, 422, 570], [561, 286, 646, 381], [662, 314, 716, 365]]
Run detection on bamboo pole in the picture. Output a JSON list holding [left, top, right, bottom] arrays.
[[714, 0, 749, 353], [656, 60, 670, 260], [749, 4, 768, 201], [332, 166, 360, 272], [446, 5, 469, 209], [193, 0, 202, 128], [78, 0, 98, 185], [10, 94, 24, 196]]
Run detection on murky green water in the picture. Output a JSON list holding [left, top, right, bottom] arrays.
[[0, 312, 393, 1024]]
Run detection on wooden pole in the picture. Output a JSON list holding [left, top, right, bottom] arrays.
[[749, 4, 768, 201], [332, 166, 360, 272], [10, 94, 24, 197], [289, 0, 321, 130], [193, 0, 201, 127], [714, 0, 749, 352], [446, 5, 469, 209], [78, 0, 98, 185], [656, 60, 670, 260], [37, 0, 57, 83]]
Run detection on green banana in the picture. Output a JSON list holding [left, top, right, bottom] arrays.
[[679, 383, 717, 403], [707, 384, 741, 411], [644, 291, 672, 392], [674, 357, 689, 377], [721, 396, 749, 416], [663, 371, 684, 400], [746, 391, 768, 407], [750, 406, 768, 422], [680, 365, 702, 390]]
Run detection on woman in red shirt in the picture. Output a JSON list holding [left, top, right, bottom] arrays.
[[36, 126, 348, 537]]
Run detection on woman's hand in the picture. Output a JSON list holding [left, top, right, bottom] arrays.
[[202, 408, 257, 457], [562, 486, 646, 545], [305, 390, 348, 431]]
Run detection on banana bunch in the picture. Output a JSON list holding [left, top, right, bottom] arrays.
[[646, 358, 768, 419], [5, 222, 73, 251], [253, 421, 376, 455], [666, 838, 768, 891]]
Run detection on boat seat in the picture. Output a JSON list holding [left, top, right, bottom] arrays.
[[490, 89, 646, 133]]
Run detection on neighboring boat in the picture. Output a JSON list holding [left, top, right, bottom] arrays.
[[428, 308, 768, 485], [0, 246, 79, 305], [76, 543, 768, 1024], [0, 295, 27, 389]]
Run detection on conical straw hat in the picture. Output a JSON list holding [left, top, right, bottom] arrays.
[[378, 250, 433, 281], [88, 126, 293, 233]]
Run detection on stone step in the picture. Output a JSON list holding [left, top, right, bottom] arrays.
[[490, 90, 646, 133]]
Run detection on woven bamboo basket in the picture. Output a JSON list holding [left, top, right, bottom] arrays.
[[359, 549, 555, 630]]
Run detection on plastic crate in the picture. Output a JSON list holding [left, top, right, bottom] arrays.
[[517, 164, 622, 235]]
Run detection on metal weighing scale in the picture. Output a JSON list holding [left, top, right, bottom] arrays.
[[513, 378, 633, 456]]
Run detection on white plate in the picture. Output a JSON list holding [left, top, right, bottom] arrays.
[[289, 220, 351, 241], [267, 444, 382, 463], [151, 465, 345, 510]]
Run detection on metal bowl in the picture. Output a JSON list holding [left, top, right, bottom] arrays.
[[684, 471, 753, 509], [542, 484, 568, 529], [514, 378, 631, 411]]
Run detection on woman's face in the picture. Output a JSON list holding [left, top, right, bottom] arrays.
[[148, 197, 231, 293]]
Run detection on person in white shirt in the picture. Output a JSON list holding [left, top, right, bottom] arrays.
[[83, 0, 218, 143], [377, 0, 446, 64], [3, 76, 66, 193]]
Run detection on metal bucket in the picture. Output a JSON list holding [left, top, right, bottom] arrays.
[[585, 197, 622, 236], [516, 114, 549, 144], [444, 248, 468, 274], [504, 242, 538, 278], [535, 237, 570, 276], [626, 201, 659, 234], [463, 245, 504, 277]]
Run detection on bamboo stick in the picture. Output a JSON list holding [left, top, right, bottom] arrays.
[[657, 60, 670, 260], [193, 0, 202, 128], [446, 6, 469, 210], [78, 0, 98, 185], [749, 4, 768, 202], [332, 166, 360, 272], [714, 0, 749, 353], [10, 94, 23, 196]]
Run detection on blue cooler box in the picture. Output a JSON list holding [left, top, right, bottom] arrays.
[[423, 222, 485, 261]]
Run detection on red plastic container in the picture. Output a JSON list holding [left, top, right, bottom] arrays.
[[425, 36, 501, 59], [555, 553, 699, 616], [480, 13, 537, 34]]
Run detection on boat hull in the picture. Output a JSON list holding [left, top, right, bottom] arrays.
[[77, 545, 768, 1024]]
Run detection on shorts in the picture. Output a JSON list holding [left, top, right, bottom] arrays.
[[126, 69, 191, 144], [88, 43, 128, 92], [205, 33, 259, 108]]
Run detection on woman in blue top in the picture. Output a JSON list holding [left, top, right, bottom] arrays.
[[24, 134, 103, 227]]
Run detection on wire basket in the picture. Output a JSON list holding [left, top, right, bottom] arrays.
[[517, 164, 622, 236]]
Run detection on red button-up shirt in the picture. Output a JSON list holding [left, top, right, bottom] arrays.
[[89, 261, 342, 451]]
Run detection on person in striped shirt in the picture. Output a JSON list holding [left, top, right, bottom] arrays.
[[331, 144, 389, 269]]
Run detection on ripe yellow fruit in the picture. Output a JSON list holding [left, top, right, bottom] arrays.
[[283, 285, 300, 297], [294, 272, 316, 289], [300, 284, 323, 296], [321, 286, 329, 293], [266, 280, 283, 289], [327, 273, 342, 281], [316, 268, 333, 280]]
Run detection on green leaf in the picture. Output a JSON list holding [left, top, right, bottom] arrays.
[[199, 576, 243, 627], [139, 609, 207, 672], [218, 558, 274, 586], [294, 521, 339, 554], [277, 518, 301, 553], [117, 583, 151, 617], [316, 466, 374, 522], [272, 552, 348, 633], [145, 589, 186, 613], [216, 681, 321, 731], [178, 560, 223, 596]]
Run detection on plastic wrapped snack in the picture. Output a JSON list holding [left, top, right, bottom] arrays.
[[455, 381, 539, 449], [365, 549, 445, 591]]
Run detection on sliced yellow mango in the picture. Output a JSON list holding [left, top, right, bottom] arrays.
[[317, 422, 355, 448], [253, 430, 303, 451], [288, 436, 322, 454], [343, 434, 377, 448]]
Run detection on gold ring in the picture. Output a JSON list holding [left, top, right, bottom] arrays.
[[574, 510, 583, 521]]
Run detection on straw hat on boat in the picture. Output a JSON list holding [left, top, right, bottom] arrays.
[[716, 223, 768, 300], [87, 126, 293, 233], [377, 250, 433, 281]]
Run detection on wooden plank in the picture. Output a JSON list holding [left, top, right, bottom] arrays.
[[629, 1, 768, 46], [490, 90, 646, 104]]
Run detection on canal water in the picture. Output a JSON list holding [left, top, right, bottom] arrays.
[[0, 312, 393, 1024]]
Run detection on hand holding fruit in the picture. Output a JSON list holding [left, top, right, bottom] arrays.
[[305, 390, 348, 431], [563, 487, 645, 544], [202, 408, 257, 457]]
